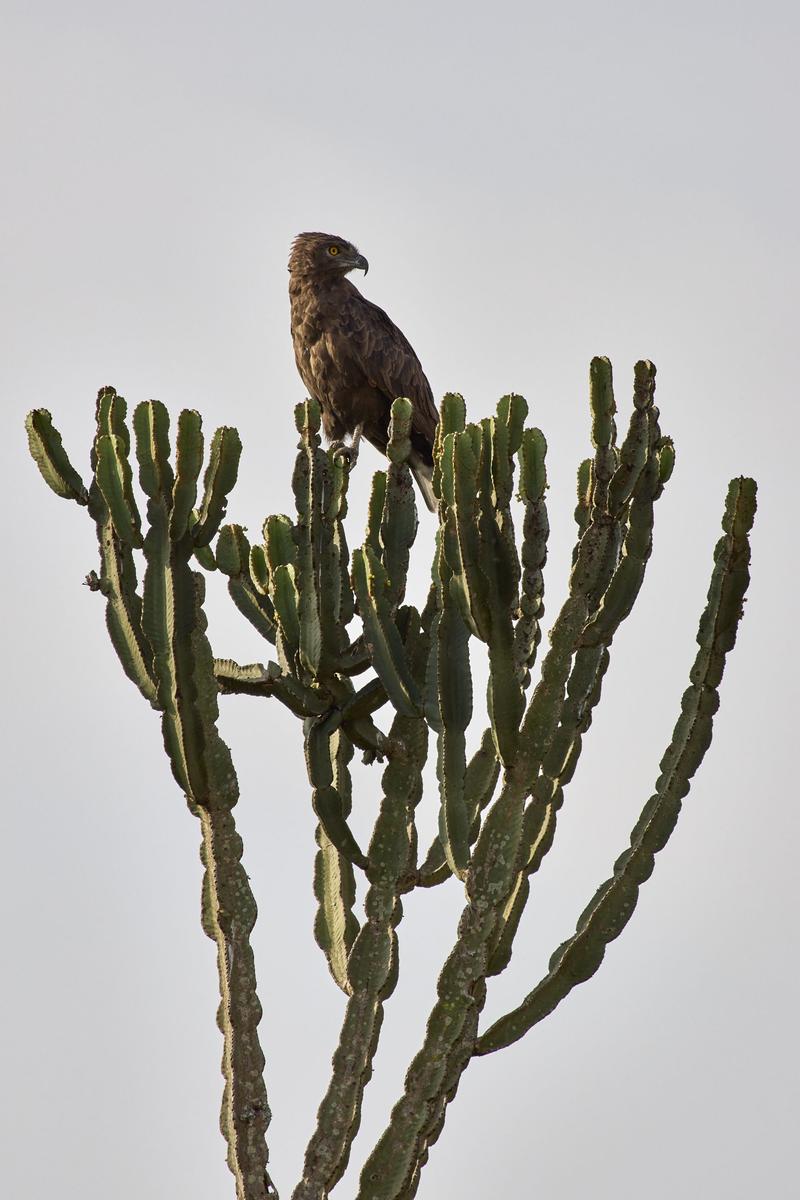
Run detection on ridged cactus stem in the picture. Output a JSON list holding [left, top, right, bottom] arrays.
[[490, 363, 663, 971], [312, 729, 360, 993], [477, 476, 757, 1054], [198, 801, 275, 1198], [28, 363, 756, 1200], [27, 392, 272, 1198], [293, 715, 427, 1200], [513, 426, 549, 687], [356, 774, 527, 1200]]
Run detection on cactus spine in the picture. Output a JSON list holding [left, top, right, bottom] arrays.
[[29, 359, 756, 1200]]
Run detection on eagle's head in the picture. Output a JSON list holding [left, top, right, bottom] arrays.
[[288, 232, 369, 279]]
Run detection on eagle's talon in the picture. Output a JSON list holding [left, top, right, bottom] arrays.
[[331, 425, 362, 469], [331, 440, 357, 467]]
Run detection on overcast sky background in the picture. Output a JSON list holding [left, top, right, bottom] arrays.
[[2, 3, 797, 1197]]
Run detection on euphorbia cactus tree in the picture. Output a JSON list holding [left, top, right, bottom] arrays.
[[26, 357, 756, 1200]]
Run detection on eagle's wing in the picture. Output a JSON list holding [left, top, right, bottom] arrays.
[[343, 292, 439, 458]]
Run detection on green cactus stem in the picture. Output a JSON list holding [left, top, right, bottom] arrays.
[[313, 729, 360, 993], [26, 407, 90, 504], [28, 358, 755, 1200], [477, 475, 757, 1054], [293, 714, 427, 1200], [27, 392, 272, 1200], [490, 361, 664, 973]]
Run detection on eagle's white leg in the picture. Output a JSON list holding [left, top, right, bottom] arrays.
[[349, 423, 363, 465], [330, 423, 363, 468]]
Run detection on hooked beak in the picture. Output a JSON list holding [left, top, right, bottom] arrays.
[[353, 253, 369, 275]]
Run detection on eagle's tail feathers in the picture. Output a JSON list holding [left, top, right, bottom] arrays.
[[409, 454, 437, 513]]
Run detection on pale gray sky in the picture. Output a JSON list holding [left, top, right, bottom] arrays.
[[2, 2, 797, 1198]]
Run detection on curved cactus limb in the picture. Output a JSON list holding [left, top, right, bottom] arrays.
[[355, 775, 527, 1200], [26, 407, 90, 504], [305, 721, 368, 870], [28, 393, 273, 1198], [514, 426, 549, 687], [192, 425, 242, 547], [361, 698, 550, 1197], [476, 476, 757, 1054], [351, 546, 422, 717], [434, 603, 472, 877], [27, 397, 158, 705], [416, 728, 500, 888], [314, 730, 360, 993], [197, 798, 275, 1198], [292, 714, 427, 1200], [381, 398, 418, 610], [490, 362, 663, 967], [217, 524, 278, 645], [292, 400, 328, 677]]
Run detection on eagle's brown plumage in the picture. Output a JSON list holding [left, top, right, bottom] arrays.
[[288, 232, 439, 511]]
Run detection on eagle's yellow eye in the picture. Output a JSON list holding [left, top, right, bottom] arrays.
[[328, 245, 340, 256]]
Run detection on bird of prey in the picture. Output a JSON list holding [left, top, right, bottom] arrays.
[[288, 232, 439, 511]]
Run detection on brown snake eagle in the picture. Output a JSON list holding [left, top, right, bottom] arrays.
[[288, 232, 439, 511]]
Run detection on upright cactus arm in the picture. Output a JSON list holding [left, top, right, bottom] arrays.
[[191, 425, 242, 547], [318, 445, 354, 669], [397, 980, 489, 1200], [513, 426, 549, 687], [567, 357, 623, 609], [357, 598, 588, 1196], [351, 546, 422, 718], [446, 426, 491, 639], [478, 413, 525, 767], [426, 484, 472, 877], [434, 603, 473, 877], [355, 775, 528, 1200], [313, 729, 360, 993], [355, 392, 629, 1195], [28, 394, 273, 1199], [532, 364, 662, 809], [91, 520, 159, 708], [305, 721, 369, 870], [292, 401, 326, 678], [416, 728, 500, 888], [134, 400, 213, 799], [490, 363, 663, 970], [380, 398, 418, 611], [190, 581, 275, 1199], [216, 524, 278, 645], [514, 594, 590, 791], [431, 391, 466, 503], [26, 400, 158, 706], [476, 476, 757, 1055], [293, 714, 427, 1200], [131, 405, 273, 1197], [572, 456, 592, 562], [90, 391, 156, 703], [95, 431, 144, 549], [170, 408, 204, 540], [586, 354, 618, 516]]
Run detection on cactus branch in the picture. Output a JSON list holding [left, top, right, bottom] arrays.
[[27, 393, 273, 1198], [28, 359, 755, 1200], [476, 476, 756, 1054], [293, 714, 427, 1200]]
